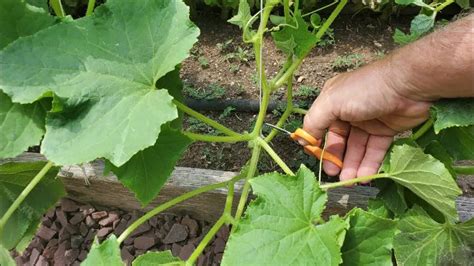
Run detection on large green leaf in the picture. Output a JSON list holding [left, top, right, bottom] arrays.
[[394, 206, 474, 266], [418, 126, 474, 160], [431, 98, 474, 133], [375, 180, 408, 216], [381, 144, 461, 221], [82, 235, 123, 266], [341, 208, 397, 266], [423, 140, 457, 178], [272, 11, 318, 58], [228, 0, 251, 29], [0, 0, 199, 167], [0, 0, 56, 159], [0, 0, 55, 49], [106, 127, 192, 206], [222, 166, 346, 265], [0, 161, 63, 250], [392, 28, 419, 45], [410, 14, 435, 35], [456, 0, 471, 8], [132, 250, 183, 266], [25, 0, 49, 10], [367, 198, 391, 218], [0, 245, 15, 266], [15, 218, 41, 252], [157, 67, 184, 129], [0, 92, 46, 159]]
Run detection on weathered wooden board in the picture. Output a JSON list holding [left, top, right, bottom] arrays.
[[2, 153, 473, 222]]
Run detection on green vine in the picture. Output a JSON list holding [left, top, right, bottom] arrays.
[[0, 161, 54, 236]]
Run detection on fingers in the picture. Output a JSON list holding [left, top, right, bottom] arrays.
[[357, 135, 393, 183], [340, 127, 369, 182], [322, 121, 350, 176], [351, 119, 398, 136], [303, 95, 336, 141]]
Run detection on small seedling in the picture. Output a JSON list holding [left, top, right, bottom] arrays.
[[183, 82, 226, 100], [198, 56, 209, 69], [219, 106, 236, 119], [186, 117, 217, 135], [374, 50, 385, 59], [217, 38, 233, 53], [319, 27, 335, 47], [251, 73, 259, 85], [284, 118, 303, 132], [294, 85, 320, 99], [332, 53, 365, 71], [224, 46, 254, 63], [229, 64, 240, 73]]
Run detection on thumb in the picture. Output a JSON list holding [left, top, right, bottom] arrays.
[[303, 96, 336, 143]]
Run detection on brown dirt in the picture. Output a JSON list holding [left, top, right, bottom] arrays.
[[181, 14, 400, 100]]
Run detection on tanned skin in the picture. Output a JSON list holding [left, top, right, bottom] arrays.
[[303, 14, 474, 182]]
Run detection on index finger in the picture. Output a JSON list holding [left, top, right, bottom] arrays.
[[303, 96, 336, 141]]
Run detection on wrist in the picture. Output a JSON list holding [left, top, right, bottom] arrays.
[[379, 51, 437, 102]]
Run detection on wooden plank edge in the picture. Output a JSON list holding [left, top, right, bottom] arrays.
[[2, 153, 473, 222]]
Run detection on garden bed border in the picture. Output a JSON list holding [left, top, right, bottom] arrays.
[[2, 152, 473, 222]]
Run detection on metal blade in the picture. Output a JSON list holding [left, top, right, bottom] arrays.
[[265, 123, 291, 135]]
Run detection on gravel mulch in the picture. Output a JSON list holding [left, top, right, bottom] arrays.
[[12, 198, 229, 266]]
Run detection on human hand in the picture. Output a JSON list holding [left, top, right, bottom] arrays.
[[303, 59, 431, 182]]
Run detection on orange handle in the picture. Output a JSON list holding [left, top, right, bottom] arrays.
[[303, 145, 343, 168], [290, 128, 320, 146]]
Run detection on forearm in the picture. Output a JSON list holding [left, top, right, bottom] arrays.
[[386, 14, 474, 100]]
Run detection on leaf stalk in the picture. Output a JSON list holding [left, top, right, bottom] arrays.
[[117, 179, 235, 244], [319, 173, 388, 190], [0, 161, 54, 236], [173, 99, 240, 137], [412, 117, 434, 140]]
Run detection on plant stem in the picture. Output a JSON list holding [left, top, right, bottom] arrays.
[[224, 182, 235, 220], [453, 165, 474, 175], [319, 173, 387, 190], [412, 117, 434, 140], [232, 144, 261, 230], [186, 181, 235, 265], [183, 132, 250, 143], [270, 56, 293, 89], [172, 99, 240, 137], [292, 107, 308, 115], [435, 0, 454, 12], [117, 180, 231, 244], [265, 80, 293, 142], [274, 0, 348, 89], [186, 216, 226, 266], [250, 4, 274, 137], [315, 0, 347, 40], [85, 0, 96, 16], [302, 0, 339, 17], [49, 0, 65, 17], [257, 138, 295, 176], [274, 57, 303, 89], [0, 161, 54, 234], [283, 0, 291, 22]]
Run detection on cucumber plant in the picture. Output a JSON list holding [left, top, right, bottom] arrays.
[[0, 0, 473, 265], [393, 0, 470, 45]]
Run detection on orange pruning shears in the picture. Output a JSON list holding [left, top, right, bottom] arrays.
[[265, 123, 343, 168]]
